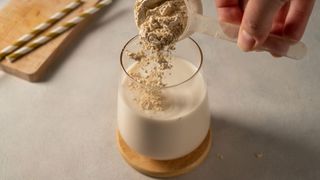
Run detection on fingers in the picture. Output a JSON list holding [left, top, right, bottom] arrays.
[[237, 0, 287, 51], [215, 0, 243, 24], [271, 2, 290, 35], [283, 0, 315, 41]]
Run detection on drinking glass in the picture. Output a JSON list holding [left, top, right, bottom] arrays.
[[118, 36, 210, 160]]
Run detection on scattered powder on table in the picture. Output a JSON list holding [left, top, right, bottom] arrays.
[[255, 152, 264, 159], [216, 153, 224, 160], [125, 0, 187, 111]]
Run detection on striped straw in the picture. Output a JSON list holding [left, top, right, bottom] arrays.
[[7, 0, 113, 63], [0, 0, 84, 60]]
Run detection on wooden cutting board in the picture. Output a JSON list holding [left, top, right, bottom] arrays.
[[0, 0, 97, 82]]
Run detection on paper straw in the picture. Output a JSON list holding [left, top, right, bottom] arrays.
[[0, 0, 84, 60], [7, 0, 112, 63]]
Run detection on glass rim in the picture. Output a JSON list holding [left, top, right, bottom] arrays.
[[120, 35, 203, 89]]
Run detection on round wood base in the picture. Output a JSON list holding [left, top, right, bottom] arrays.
[[116, 129, 212, 178]]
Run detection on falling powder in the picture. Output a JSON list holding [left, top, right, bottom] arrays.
[[126, 0, 188, 111]]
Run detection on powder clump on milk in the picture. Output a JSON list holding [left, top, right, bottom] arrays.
[[127, 0, 187, 111]]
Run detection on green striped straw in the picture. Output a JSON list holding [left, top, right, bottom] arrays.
[[0, 0, 84, 61], [7, 0, 113, 63]]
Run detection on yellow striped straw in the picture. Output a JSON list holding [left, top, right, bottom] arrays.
[[7, 0, 113, 63], [0, 0, 84, 61]]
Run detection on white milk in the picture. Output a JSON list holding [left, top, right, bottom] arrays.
[[117, 57, 210, 160]]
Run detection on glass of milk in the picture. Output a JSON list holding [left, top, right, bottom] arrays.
[[118, 36, 210, 160]]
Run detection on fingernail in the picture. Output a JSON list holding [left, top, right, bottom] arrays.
[[238, 30, 256, 52]]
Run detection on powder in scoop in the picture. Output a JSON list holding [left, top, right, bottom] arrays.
[[135, 0, 187, 50]]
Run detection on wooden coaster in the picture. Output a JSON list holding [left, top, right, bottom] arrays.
[[117, 129, 212, 178]]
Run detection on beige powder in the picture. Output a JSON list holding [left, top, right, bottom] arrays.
[[126, 0, 187, 111], [126, 50, 171, 111], [135, 0, 187, 50]]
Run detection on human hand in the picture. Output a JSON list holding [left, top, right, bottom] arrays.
[[215, 0, 315, 52]]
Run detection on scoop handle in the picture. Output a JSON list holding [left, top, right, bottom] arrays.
[[190, 13, 307, 60]]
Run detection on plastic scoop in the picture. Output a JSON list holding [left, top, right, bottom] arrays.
[[180, 0, 307, 60], [135, 0, 307, 60]]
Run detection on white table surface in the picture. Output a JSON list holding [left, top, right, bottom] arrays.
[[1, 0, 320, 179]]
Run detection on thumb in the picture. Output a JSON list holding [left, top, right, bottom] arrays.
[[238, 0, 287, 51]]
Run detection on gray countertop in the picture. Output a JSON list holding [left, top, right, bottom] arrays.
[[1, 0, 320, 179]]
